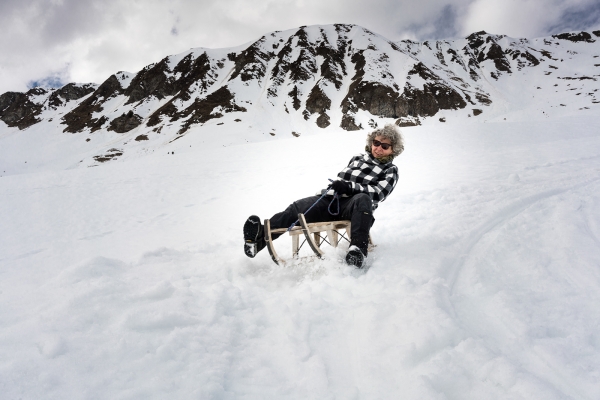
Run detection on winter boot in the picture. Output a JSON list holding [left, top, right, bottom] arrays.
[[244, 215, 265, 258], [345, 245, 366, 268]]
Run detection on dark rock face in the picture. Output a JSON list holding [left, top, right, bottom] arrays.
[[174, 86, 247, 133], [483, 43, 512, 73], [344, 81, 398, 117], [288, 86, 301, 110], [48, 83, 95, 108], [339, 52, 366, 124], [467, 31, 487, 49], [475, 93, 492, 105], [316, 113, 331, 128], [282, 29, 317, 82], [124, 52, 217, 106], [506, 48, 540, 70], [62, 75, 124, 133], [398, 84, 440, 117], [146, 52, 218, 126], [125, 58, 176, 104], [426, 81, 468, 111], [267, 25, 349, 129], [340, 61, 467, 128], [465, 32, 512, 75], [108, 111, 143, 133], [0, 88, 45, 129], [94, 148, 123, 163], [229, 38, 271, 82], [552, 32, 595, 43], [147, 102, 178, 127], [268, 28, 324, 100], [341, 114, 361, 130], [305, 86, 331, 127], [174, 53, 216, 100], [316, 41, 346, 89]]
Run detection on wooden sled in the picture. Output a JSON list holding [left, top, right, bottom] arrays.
[[264, 213, 373, 265]]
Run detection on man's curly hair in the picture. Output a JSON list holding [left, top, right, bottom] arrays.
[[366, 124, 405, 159]]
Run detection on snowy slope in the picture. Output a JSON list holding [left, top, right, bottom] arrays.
[[1, 111, 600, 398]]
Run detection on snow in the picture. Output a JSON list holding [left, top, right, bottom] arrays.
[[2, 24, 600, 398], [1, 111, 600, 399], [115, 71, 135, 90]]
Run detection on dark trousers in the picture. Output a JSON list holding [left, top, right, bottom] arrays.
[[269, 193, 374, 254]]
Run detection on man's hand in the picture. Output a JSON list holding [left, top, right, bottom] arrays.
[[331, 180, 352, 195]]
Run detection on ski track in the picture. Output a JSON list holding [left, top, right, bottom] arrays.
[[444, 184, 578, 294], [437, 175, 600, 399]]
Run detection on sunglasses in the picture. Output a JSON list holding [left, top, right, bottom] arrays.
[[372, 139, 392, 150]]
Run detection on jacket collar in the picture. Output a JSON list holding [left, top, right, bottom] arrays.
[[364, 152, 394, 165]]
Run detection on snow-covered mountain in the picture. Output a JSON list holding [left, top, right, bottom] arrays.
[[1, 24, 599, 171]]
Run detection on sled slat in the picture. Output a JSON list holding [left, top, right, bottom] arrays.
[[326, 229, 338, 247], [264, 219, 285, 265], [292, 234, 300, 257], [299, 214, 325, 258], [271, 226, 303, 234]]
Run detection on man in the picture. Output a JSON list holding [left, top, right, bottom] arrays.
[[243, 124, 404, 268]]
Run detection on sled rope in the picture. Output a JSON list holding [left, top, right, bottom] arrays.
[[328, 194, 340, 216], [287, 179, 340, 231]]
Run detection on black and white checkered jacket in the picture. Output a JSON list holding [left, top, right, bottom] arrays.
[[323, 153, 399, 210]]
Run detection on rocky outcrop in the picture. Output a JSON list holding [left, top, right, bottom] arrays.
[[0, 88, 45, 129], [340, 114, 362, 131], [93, 148, 123, 163], [124, 58, 176, 104], [228, 38, 272, 82], [145, 52, 218, 126], [62, 75, 124, 133], [466, 32, 512, 75], [553, 32, 595, 43], [341, 60, 466, 127], [304, 86, 331, 127], [48, 83, 96, 108], [124, 52, 218, 106], [287, 86, 301, 110], [108, 111, 143, 133], [174, 86, 247, 134]]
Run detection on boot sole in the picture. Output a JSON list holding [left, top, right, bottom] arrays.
[[243, 215, 262, 243]]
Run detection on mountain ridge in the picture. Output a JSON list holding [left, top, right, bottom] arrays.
[[1, 24, 599, 169]]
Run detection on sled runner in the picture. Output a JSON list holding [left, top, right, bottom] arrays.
[[264, 213, 373, 265]]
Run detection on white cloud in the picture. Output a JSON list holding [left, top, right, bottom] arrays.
[[460, 0, 600, 37], [0, 0, 599, 94]]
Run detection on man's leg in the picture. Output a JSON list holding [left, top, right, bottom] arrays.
[[340, 193, 374, 266], [269, 195, 335, 239], [244, 195, 336, 258]]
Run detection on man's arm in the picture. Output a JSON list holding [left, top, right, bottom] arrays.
[[348, 165, 398, 204]]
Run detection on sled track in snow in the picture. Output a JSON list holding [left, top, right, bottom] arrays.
[[443, 177, 600, 294], [437, 177, 600, 399]]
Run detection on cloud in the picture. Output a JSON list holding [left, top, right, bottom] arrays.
[[459, 0, 600, 38], [548, 1, 600, 33], [1, 0, 599, 94]]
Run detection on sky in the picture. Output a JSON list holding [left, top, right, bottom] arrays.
[[1, 0, 599, 95]]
